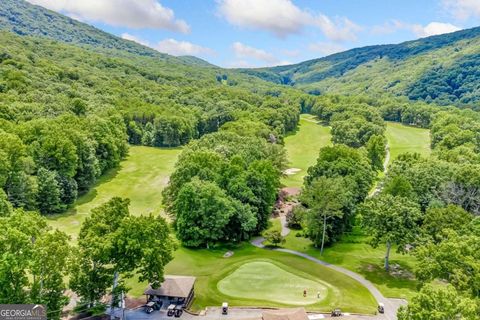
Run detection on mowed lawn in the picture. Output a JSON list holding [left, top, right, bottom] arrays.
[[47, 146, 182, 240], [283, 227, 418, 300], [152, 244, 377, 314], [386, 122, 430, 164], [282, 114, 331, 187]]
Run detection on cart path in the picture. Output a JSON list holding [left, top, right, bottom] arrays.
[[251, 211, 405, 320]]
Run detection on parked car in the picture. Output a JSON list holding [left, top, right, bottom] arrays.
[[331, 308, 342, 317], [378, 303, 385, 314]]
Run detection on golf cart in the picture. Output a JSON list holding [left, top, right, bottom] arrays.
[[331, 308, 342, 317], [144, 301, 155, 314], [378, 302, 385, 314], [174, 305, 183, 317], [222, 302, 228, 315], [144, 301, 162, 314], [167, 304, 176, 317]]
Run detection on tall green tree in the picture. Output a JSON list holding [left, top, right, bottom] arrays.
[[301, 177, 350, 254], [173, 178, 235, 248], [70, 197, 174, 308], [366, 134, 387, 171], [360, 194, 422, 271]]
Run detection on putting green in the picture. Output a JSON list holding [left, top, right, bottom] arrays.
[[217, 261, 330, 305]]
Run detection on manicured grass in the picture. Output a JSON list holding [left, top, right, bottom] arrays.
[[283, 227, 419, 300], [282, 114, 331, 187], [218, 261, 329, 305], [147, 243, 377, 314], [386, 122, 430, 164], [47, 146, 182, 240]]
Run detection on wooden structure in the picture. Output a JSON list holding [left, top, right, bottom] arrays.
[[144, 275, 196, 308]]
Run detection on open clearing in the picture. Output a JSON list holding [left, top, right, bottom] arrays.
[[386, 122, 430, 164], [47, 146, 182, 240], [282, 114, 331, 187]]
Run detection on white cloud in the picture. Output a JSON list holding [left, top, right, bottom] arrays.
[[232, 42, 278, 63], [412, 22, 461, 37], [230, 42, 291, 67], [121, 34, 214, 57], [27, 0, 190, 33], [442, 0, 480, 20], [308, 42, 345, 56], [121, 33, 149, 46], [217, 0, 360, 41], [155, 39, 215, 56], [371, 20, 461, 38]]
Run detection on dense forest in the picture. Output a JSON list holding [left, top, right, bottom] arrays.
[[242, 27, 480, 107], [1, 0, 480, 318]]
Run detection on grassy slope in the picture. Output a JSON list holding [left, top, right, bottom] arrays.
[[386, 122, 431, 164], [282, 114, 331, 188], [284, 228, 418, 300], [47, 146, 181, 240]]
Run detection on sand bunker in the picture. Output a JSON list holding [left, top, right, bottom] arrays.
[[283, 168, 301, 175]]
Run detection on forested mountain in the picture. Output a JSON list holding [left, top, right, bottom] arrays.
[[0, 0, 210, 66], [243, 27, 480, 107]]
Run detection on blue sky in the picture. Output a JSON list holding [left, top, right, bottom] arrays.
[[28, 0, 480, 68]]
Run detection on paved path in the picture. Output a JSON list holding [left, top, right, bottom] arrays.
[[252, 210, 406, 320]]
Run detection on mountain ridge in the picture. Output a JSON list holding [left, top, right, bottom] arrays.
[[0, 0, 214, 67], [241, 26, 480, 106]]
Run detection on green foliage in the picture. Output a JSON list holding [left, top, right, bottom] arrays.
[[70, 197, 174, 306], [306, 145, 375, 202], [422, 205, 473, 244], [245, 27, 480, 106], [0, 210, 71, 320], [263, 229, 285, 247], [360, 194, 422, 271], [173, 178, 238, 248], [165, 131, 283, 246], [301, 177, 352, 250], [397, 284, 480, 320], [366, 134, 387, 170], [414, 229, 480, 297]]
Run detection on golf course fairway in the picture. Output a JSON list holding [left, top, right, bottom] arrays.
[[47, 146, 182, 240], [282, 114, 331, 187], [217, 260, 330, 305]]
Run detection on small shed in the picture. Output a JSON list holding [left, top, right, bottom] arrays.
[[262, 308, 309, 320], [144, 275, 196, 308]]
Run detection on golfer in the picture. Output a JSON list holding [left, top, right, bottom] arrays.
[[303, 289, 307, 297]]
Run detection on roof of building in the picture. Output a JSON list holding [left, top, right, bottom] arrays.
[[262, 308, 309, 320], [144, 275, 196, 298]]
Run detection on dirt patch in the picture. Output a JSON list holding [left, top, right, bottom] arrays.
[[283, 168, 301, 175], [281, 187, 301, 197], [125, 296, 146, 309]]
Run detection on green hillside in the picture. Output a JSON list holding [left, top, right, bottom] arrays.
[[0, 0, 209, 66], [243, 27, 480, 107]]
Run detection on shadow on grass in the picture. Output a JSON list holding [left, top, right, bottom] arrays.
[[359, 261, 418, 295]]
